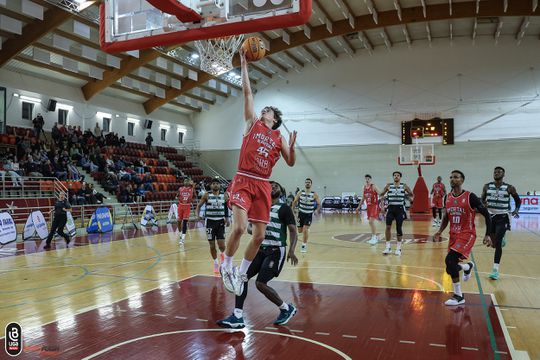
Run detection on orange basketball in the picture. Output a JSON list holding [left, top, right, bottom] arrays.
[[241, 36, 266, 62]]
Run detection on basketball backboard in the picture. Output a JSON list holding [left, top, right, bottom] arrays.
[[100, 0, 312, 53], [398, 143, 436, 166]]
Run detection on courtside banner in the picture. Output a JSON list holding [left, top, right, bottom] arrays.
[[87, 211, 99, 233], [96, 207, 113, 233], [0, 212, 17, 245], [23, 213, 35, 240], [512, 195, 540, 214], [167, 203, 178, 223], [32, 210, 48, 239], [66, 212, 77, 237]]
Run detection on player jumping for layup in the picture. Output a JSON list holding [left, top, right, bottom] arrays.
[[481, 166, 521, 280], [380, 172, 413, 256], [434, 170, 492, 305], [356, 174, 381, 245], [221, 49, 297, 296], [431, 176, 447, 227]]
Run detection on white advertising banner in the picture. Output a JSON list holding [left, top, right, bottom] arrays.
[[0, 212, 17, 245], [167, 203, 178, 223], [23, 211, 49, 240], [512, 195, 540, 214], [66, 211, 77, 237]]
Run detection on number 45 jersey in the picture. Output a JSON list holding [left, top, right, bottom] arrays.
[[237, 119, 283, 180]]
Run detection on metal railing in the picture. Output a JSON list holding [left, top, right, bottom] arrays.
[[0, 176, 67, 199]]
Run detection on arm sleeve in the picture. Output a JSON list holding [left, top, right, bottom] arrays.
[[279, 205, 296, 225], [469, 193, 492, 236]]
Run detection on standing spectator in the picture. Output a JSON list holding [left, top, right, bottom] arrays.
[[44, 192, 71, 250], [145, 132, 153, 151], [32, 113, 45, 139], [94, 122, 102, 138], [51, 123, 61, 143]]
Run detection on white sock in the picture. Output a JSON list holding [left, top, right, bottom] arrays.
[[233, 308, 243, 318], [223, 255, 233, 271], [460, 263, 471, 272], [239, 258, 252, 275], [279, 302, 289, 311], [453, 282, 462, 297], [385, 241, 391, 248], [396, 242, 402, 250], [181, 234, 185, 240], [493, 263, 500, 271], [214, 258, 219, 265]]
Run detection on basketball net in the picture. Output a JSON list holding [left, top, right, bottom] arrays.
[[194, 35, 244, 76]]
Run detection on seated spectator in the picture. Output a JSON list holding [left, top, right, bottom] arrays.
[[41, 159, 54, 178], [4, 158, 23, 187], [84, 183, 96, 204], [135, 184, 145, 203], [101, 173, 118, 194], [67, 161, 83, 181], [118, 168, 132, 181], [24, 155, 43, 178], [134, 159, 145, 174], [90, 184, 107, 204]]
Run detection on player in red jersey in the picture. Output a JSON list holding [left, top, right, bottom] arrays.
[[356, 174, 381, 245], [177, 178, 195, 245], [431, 176, 447, 227], [221, 49, 297, 296], [434, 170, 492, 306]]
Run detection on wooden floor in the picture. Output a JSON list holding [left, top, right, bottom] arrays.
[[0, 212, 539, 359]]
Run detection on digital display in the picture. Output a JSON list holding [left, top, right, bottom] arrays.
[[402, 118, 454, 145]]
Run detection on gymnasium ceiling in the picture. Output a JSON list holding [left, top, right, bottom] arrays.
[[1, 0, 539, 116]]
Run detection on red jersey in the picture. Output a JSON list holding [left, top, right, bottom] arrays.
[[178, 186, 194, 205], [445, 191, 476, 236], [237, 120, 283, 180], [363, 184, 378, 206], [432, 182, 446, 198]]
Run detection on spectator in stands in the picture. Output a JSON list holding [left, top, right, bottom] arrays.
[[32, 113, 45, 139], [51, 123, 61, 143], [134, 159, 145, 174], [118, 168, 132, 181], [74, 184, 86, 205], [41, 159, 54, 178], [135, 184, 145, 203], [101, 173, 118, 194], [94, 123, 102, 138], [143, 172, 153, 191], [24, 155, 43, 178], [4, 158, 23, 187], [119, 184, 133, 203], [84, 182, 96, 204], [67, 160, 83, 181], [70, 144, 82, 161], [119, 136, 126, 148], [90, 184, 107, 204], [145, 132, 153, 151]]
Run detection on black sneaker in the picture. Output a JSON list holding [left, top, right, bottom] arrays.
[[216, 314, 245, 329], [274, 304, 297, 325]]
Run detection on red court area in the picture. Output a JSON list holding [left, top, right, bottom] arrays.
[[8, 276, 512, 359]]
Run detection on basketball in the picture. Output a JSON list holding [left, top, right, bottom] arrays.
[[241, 36, 266, 62]]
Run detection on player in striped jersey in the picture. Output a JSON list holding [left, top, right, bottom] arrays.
[[217, 181, 298, 329], [481, 166, 521, 280], [379, 172, 414, 256], [292, 178, 321, 253], [196, 177, 230, 274]]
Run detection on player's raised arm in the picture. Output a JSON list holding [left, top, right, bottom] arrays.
[[281, 131, 297, 167], [240, 50, 256, 133]]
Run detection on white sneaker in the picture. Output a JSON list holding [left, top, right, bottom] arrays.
[[444, 294, 465, 306], [301, 244, 307, 253], [462, 262, 474, 282], [179, 238, 185, 245], [220, 265, 235, 293], [394, 248, 402, 256], [382, 247, 392, 255], [232, 268, 247, 296], [367, 235, 378, 245]]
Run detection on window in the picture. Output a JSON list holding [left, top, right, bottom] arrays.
[[58, 109, 68, 125], [103, 117, 111, 132], [161, 128, 167, 141], [22, 102, 33, 120], [128, 122, 134, 136], [178, 131, 184, 144]]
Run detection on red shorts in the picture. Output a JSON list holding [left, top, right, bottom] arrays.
[[432, 196, 444, 209], [448, 232, 476, 259], [366, 204, 380, 220], [177, 204, 191, 221], [228, 174, 271, 223]]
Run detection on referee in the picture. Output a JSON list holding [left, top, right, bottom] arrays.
[[44, 192, 72, 250]]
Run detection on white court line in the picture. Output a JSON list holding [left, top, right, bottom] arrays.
[[265, 327, 277, 330], [491, 294, 531, 360], [429, 343, 446, 348], [174, 316, 187, 320], [315, 332, 330, 336], [507, 326, 517, 329], [461, 347, 479, 351], [342, 335, 357, 339], [399, 340, 415, 344], [155, 314, 167, 317], [370, 337, 386, 341], [195, 319, 208, 322], [290, 329, 303, 333], [80, 329, 353, 360]]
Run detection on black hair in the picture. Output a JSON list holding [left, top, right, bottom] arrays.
[[211, 177, 220, 184], [270, 181, 285, 196], [393, 171, 402, 177], [451, 170, 465, 180], [305, 178, 312, 182], [365, 174, 372, 179], [268, 106, 283, 130], [494, 166, 505, 173]]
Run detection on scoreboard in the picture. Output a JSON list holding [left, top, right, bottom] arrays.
[[401, 118, 454, 145]]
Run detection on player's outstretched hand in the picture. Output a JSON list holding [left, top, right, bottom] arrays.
[[433, 232, 442, 242], [483, 235, 493, 247], [289, 131, 297, 148], [288, 252, 298, 266], [512, 210, 520, 219]]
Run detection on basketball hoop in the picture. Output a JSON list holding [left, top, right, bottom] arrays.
[[194, 35, 244, 76]]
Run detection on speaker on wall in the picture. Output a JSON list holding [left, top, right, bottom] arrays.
[[47, 99, 57, 112], [144, 119, 153, 129]]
